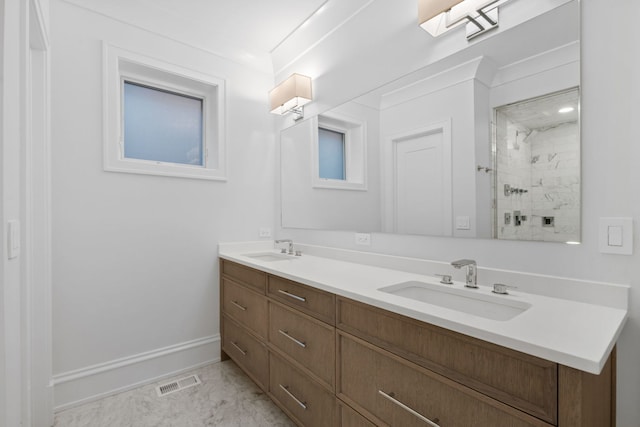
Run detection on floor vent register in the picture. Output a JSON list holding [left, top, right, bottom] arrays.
[[156, 374, 201, 397]]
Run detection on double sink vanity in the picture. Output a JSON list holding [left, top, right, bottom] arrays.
[[218, 241, 628, 427]]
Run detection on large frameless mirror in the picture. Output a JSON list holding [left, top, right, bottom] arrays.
[[280, 0, 580, 243]]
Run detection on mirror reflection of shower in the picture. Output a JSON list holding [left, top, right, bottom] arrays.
[[493, 87, 580, 243]]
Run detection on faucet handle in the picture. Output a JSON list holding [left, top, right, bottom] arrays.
[[434, 274, 453, 285], [492, 283, 517, 295]]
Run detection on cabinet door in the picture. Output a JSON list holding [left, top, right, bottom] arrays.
[[268, 275, 335, 325], [222, 278, 268, 339], [221, 260, 266, 293], [270, 351, 336, 427], [338, 402, 376, 427], [337, 332, 552, 427], [337, 297, 557, 423], [222, 315, 269, 391], [269, 301, 335, 390]]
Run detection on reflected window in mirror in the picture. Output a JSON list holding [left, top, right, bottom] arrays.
[[493, 87, 580, 243], [318, 127, 346, 180], [311, 114, 367, 191]]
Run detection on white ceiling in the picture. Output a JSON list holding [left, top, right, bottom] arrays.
[[62, 0, 329, 72]]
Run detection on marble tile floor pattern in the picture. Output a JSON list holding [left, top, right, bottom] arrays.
[[54, 361, 296, 427]]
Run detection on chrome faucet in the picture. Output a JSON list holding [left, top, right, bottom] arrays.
[[451, 259, 478, 288], [275, 239, 294, 255]]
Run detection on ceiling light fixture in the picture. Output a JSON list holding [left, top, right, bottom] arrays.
[[419, 0, 510, 40], [269, 73, 312, 121]]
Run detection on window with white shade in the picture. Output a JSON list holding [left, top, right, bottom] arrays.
[[318, 127, 346, 180], [103, 43, 226, 180], [123, 81, 204, 166]]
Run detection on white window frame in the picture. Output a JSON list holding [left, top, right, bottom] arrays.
[[311, 113, 367, 191], [103, 42, 226, 180]]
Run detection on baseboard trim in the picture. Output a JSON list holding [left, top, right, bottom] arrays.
[[53, 335, 220, 411]]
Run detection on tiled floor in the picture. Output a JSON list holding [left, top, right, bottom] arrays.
[[54, 361, 296, 427]]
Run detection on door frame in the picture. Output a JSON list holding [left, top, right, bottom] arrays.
[[382, 119, 452, 235]]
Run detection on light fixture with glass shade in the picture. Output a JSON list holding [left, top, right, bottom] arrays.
[[419, 0, 512, 40], [269, 73, 312, 121]]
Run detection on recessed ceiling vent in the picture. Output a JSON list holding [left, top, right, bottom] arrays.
[[156, 374, 201, 397]]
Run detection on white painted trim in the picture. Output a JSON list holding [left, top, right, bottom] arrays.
[[27, 1, 54, 425], [102, 42, 228, 181], [53, 335, 220, 411], [311, 114, 368, 191]]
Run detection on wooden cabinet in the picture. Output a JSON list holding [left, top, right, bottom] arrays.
[[219, 259, 616, 427], [338, 400, 376, 427], [268, 275, 335, 325], [221, 259, 266, 293], [221, 260, 336, 426], [221, 278, 268, 339], [338, 332, 551, 427], [337, 297, 557, 423], [220, 260, 270, 392], [269, 301, 336, 390], [270, 351, 336, 427], [221, 315, 269, 390]]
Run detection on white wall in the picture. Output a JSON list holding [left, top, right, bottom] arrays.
[[275, 1, 640, 425], [1, 1, 26, 424], [281, 102, 380, 232], [50, 0, 276, 409], [2, 0, 54, 424], [380, 79, 476, 238]]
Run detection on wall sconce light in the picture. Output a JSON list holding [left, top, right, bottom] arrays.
[[419, 0, 510, 40], [269, 73, 312, 121]]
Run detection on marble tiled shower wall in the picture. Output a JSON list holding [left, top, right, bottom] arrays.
[[496, 113, 580, 242]]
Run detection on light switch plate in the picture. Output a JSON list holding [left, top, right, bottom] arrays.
[[599, 217, 633, 255], [7, 220, 20, 260]]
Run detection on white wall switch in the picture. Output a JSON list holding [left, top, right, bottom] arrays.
[[456, 216, 471, 230], [355, 233, 371, 246], [259, 227, 272, 238], [607, 226, 623, 246], [7, 220, 20, 260], [599, 217, 633, 255]]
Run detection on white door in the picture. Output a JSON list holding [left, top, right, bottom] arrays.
[[393, 128, 451, 236]]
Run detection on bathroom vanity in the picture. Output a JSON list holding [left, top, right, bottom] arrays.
[[218, 242, 627, 427]]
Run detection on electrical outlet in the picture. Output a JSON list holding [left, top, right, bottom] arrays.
[[355, 233, 371, 246], [259, 227, 272, 238]]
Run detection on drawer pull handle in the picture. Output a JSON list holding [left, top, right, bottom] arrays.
[[279, 384, 307, 410], [378, 390, 440, 427], [278, 329, 307, 348], [230, 341, 247, 356], [231, 301, 247, 311], [278, 289, 307, 302]]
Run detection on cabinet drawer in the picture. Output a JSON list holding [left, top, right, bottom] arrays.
[[222, 278, 268, 339], [338, 402, 376, 427], [337, 297, 557, 424], [338, 332, 552, 427], [222, 315, 269, 391], [270, 351, 336, 427], [268, 275, 335, 324], [221, 260, 266, 293], [269, 301, 335, 390]]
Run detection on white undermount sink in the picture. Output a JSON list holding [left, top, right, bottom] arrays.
[[244, 252, 297, 262], [379, 281, 530, 321]]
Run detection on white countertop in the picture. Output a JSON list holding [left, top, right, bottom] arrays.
[[219, 242, 628, 374]]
